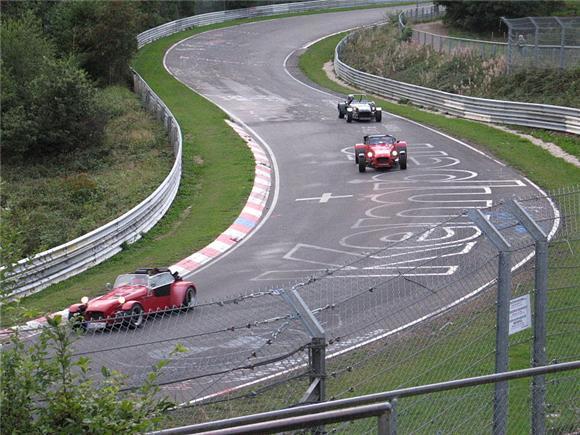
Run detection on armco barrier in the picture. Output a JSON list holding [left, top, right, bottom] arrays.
[[137, 0, 404, 48], [5, 0, 404, 299], [334, 31, 580, 134]]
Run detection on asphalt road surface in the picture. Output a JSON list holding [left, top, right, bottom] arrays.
[[163, 8, 551, 298]]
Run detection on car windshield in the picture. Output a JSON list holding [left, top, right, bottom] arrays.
[[354, 95, 369, 103], [114, 274, 150, 288], [368, 135, 396, 145]]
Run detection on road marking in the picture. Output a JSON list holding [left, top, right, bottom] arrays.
[[296, 193, 353, 203]]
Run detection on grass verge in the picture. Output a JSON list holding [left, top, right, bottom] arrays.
[[299, 32, 580, 190], [1, 3, 413, 326]]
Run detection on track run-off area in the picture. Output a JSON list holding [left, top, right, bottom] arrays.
[[62, 6, 558, 405]]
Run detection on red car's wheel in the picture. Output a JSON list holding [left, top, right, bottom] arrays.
[[182, 287, 197, 311], [400, 154, 407, 170], [125, 304, 144, 329]]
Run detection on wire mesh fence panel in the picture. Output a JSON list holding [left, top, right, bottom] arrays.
[[67, 288, 313, 408], [502, 16, 580, 71], [15, 187, 577, 429], [542, 371, 580, 432], [391, 370, 579, 434], [299, 187, 578, 428]]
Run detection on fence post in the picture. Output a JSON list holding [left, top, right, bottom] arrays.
[[468, 209, 512, 435], [506, 200, 548, 435], [280, 287, 326, 405], [389, 398, 398, 435]]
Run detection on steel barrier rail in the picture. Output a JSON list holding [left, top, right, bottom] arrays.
[[150, 361, 579, 434], [335, 31, 580, 134], [4, 0, 409, 299], [5, 72, 183, 299], [136, 0, 406, 48]]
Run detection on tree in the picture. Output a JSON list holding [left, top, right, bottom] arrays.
[[1, 13, 105, 160], [434, 1, 564, 33], [0, 315, 173, 434], [49, 1, 139, 85]]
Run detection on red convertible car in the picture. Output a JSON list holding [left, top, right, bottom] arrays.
[[68, 268, 197, 329], [354, 134, 408, 173]]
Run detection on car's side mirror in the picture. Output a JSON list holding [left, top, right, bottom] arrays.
[[105, 282, 112, 291]]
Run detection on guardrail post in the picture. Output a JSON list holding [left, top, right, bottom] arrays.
[[468, 209, 512, 435], [506, 200, 548, 435]]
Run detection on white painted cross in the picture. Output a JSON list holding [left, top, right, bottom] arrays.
[[296, 193, 353, 203]]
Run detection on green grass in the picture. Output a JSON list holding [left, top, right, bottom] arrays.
[[299, 33, 580, 190], [0, 3, 413, 326]]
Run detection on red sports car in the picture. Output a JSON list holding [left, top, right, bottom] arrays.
[[354, 134, 408, 173], [68, 268, 197, 329]]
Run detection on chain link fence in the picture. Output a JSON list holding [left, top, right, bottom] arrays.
[[18, 185, 577, 432], [405, 12, 580, 71], [503, 16, 580, 71]]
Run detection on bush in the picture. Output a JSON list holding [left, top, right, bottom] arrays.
[[400, 27, 413, 42], [49, 1, 139, 85], [0, 315, 173, 434]]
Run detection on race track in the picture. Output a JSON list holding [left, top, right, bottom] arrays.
[[68, 6, 557, 405]]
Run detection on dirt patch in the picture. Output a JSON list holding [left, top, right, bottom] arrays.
[[323, 61, 356, 91], [413, 20, 449, 36], [493, 126, 580, 168]]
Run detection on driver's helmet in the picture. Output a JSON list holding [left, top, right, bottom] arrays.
[[347, 94, 354, 103]]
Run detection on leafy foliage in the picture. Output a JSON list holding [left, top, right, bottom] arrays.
[[434, 1, 564, 32], [49, 1, 140, 85], [0, 315, 173, 434], [0, 13, 106, 159]]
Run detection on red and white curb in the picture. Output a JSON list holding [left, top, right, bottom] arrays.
[[171, 120, 272, 277], [1, 120, 272, 340]]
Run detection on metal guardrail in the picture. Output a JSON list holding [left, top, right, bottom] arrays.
[[335, 26, 580, 134], [5, 72, 183, 299], [4, 0, 406, 299], [150, 361, 579, 434], [137, 0, 405, 48]]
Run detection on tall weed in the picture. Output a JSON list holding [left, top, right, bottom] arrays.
[[341, 24, 579, 108]]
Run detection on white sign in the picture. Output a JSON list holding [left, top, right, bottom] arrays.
[[509, 294, 532, 335]]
